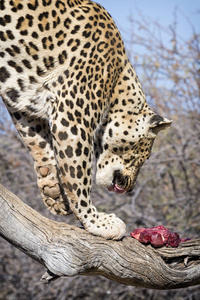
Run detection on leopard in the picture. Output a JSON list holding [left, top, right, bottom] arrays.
[[0, 0, 171, 240]]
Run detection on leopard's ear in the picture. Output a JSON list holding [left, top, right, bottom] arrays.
[[148, 115, 172, 136]]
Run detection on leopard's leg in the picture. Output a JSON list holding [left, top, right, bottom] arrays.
[[50, 113, 126, 240], [7, 109, 71, 215]]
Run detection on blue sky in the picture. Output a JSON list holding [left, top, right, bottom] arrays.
[[96, 0, 199, 40]]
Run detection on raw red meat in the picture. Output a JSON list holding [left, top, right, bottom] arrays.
[[131, 225, 189, 247]]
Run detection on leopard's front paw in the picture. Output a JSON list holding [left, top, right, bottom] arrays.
[[84, 212, 126, 240]]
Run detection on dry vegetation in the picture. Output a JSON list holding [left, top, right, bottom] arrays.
[[0, 10, 200, 300]]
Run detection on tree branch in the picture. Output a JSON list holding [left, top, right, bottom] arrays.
[[0, 183, 200, 289]]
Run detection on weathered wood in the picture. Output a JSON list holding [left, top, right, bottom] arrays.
[[0, 183, 200, 289]]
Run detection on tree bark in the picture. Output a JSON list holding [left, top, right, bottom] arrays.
[[0, 183, 200, 289]]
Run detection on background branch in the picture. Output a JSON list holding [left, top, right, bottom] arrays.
[[0, 183, 200, 289]]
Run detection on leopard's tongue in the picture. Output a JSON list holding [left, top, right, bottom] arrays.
[[108, 184, 127, 194]]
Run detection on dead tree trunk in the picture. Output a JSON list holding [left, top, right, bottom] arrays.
[[0, 183, 200, 289]]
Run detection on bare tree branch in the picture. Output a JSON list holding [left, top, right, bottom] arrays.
[[0, 183, 200, 289]]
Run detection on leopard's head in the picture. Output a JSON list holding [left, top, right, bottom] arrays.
[[95, 112, 172, 193]]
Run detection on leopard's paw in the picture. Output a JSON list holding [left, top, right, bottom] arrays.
[[84, 212, 126, 240], [36, 165, 71, 215]]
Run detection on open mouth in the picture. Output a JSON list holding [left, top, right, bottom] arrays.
[[107, 183, 127, 194], [107, 170, 128, 194]]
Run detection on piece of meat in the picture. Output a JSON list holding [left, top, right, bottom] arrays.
[[131, 225, 190, 247]]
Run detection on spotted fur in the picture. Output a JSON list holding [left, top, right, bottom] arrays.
[[0, 0, 171, 239]]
